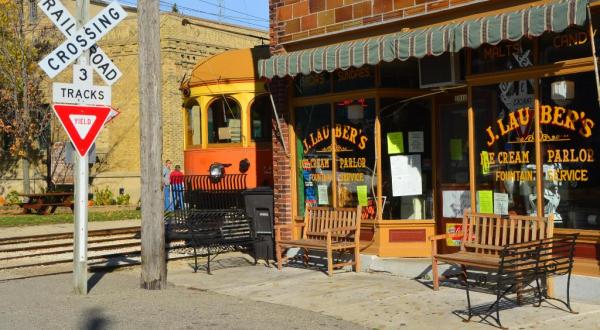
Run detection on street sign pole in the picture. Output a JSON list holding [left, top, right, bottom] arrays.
[[73, 0, 89, 296], [38, 0, 125, 295]]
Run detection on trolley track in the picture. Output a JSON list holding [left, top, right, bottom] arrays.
[[0, 226, 190, 274], [0, 226, 141, 246]]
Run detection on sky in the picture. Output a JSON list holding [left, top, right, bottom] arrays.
[[117, 0, 270, 31]]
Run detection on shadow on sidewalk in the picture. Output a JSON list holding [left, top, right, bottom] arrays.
[[79, 307, 110, 330]]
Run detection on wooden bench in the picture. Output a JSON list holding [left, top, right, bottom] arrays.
[[430, 212, 554, 290], [165, 208, 258, 274], [19, 192, 74, 215], [275, 206, 361, 276]]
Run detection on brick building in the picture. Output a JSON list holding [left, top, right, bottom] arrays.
[[1, 0, 267, 202], [261, 0, 600, 276]]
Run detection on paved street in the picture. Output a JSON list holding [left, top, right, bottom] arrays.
[[2, 253, 600, 330], [0, 268, 363, 330]]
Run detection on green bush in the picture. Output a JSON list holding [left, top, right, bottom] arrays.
[[6, 191, 21, 205], [116, 193, 130, 205], [93, 187, 114, 206]]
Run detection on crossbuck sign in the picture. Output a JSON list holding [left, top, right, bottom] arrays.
[[38, 0, 126, 84]]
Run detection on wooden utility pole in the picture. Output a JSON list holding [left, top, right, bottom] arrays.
[[138, 0, 166, 289]]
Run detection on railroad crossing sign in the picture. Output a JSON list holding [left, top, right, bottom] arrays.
[[53, 64, 111, 105], [38, 0, 126, 82], [38, 0, 122, 85], [52, 104, 112, 156]]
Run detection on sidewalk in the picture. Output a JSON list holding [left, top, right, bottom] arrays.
[[166, 254, 600, 330]]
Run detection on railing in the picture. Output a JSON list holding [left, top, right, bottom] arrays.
[[169, 174, 247, 211]]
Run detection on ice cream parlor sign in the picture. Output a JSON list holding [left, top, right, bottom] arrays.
[[481, 104, 595, 183]]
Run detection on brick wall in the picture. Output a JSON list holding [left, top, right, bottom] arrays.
[[271, 0, 486, 46], [269, 77, 293, 239], [269, 2, 291, 236]]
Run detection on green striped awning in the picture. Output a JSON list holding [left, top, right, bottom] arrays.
[[258, 0, 589, 79], [454, 0, 588, 49]]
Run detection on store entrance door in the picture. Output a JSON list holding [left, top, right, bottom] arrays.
[[435, 94, 471, 254]]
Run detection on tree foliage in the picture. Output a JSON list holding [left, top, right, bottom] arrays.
[[0, 1, 54, 179]]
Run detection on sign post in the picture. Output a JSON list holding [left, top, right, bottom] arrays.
[[38, 0, 126, 295], [74, 0, 89, 296]]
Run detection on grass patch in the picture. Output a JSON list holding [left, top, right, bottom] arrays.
[[0, 209, 141, 227]]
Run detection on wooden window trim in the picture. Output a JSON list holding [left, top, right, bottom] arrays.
[[205, 143, 244, 149], [291, 88, 430, 107], [467, 57, 595, 86]]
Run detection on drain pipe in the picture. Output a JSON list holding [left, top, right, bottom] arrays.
[[588, 3, 600, 107], [266, 82, 290, 158]]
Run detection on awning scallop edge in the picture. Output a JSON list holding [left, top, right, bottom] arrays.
[[258, 0, 588, 79]]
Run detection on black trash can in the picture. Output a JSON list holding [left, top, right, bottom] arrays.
[[242, 187, 274, 261]]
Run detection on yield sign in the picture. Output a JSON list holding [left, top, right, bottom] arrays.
[[52, 104, 111, 156]]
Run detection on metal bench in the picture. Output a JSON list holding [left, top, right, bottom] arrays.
[[165, 208, 257, 274], [460, 234, 578, 329], [165, 174, 258, 274]]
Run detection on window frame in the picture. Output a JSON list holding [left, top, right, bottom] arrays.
[[206, 96, 244, 147]]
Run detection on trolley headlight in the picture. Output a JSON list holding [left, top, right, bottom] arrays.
[[209, 163, 225, 183]]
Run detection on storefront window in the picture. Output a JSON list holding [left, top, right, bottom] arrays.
[[293, 72, 330, 97], [471, 39, 534, 75], [540, 72, 600, 230], [207, 97, 241, 144], [185, 99, 201, 147], [473, 79, 537, 216], [380, 98, 433, 220], [250, 95, 272, 142], [295, 104, 333, 215], [438, 103, 471, 184], [335, 99, 377, 219], [333, 66, 375, 92], [379, 59, 420, 89], [539, 13, 600, 64]]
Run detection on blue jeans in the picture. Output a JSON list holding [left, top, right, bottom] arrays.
[[164, 185, 174, 211]]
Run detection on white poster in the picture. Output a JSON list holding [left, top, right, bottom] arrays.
[[317, 184, 329, 205], [442, 190, 471, 218], [390, 154, 422, 197], [494, 192, 509, 215], [408, 131, 424, 153]]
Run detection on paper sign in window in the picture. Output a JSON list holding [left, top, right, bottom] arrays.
[[493, 192, 509, 215], [390, 154, 422, 196], [387, 132, 404, 154], [450, 138, 463, 161], [477, 190, 494, 214], [408, 131, 424, 153], [218, 127, 231, 140], [317, 184, 329, 205], [357, 185, 368, 206]]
